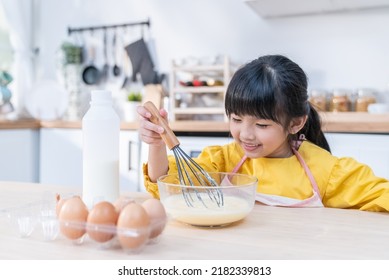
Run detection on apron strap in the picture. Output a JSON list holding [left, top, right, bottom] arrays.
[[291, 147, 321, 197], [231, 154, 247, 173]]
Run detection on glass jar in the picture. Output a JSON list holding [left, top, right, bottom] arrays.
[[309, 90, 327, 111], [329, 89, 351, 112], [355, 88, 376, 112]]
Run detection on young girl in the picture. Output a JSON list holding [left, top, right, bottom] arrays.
[[137, 54, 389, 211]]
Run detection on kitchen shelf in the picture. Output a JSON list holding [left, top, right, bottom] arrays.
[[169, 55, 234, 121], [172, 64, 226, 72], [172, 107, 226, 114]]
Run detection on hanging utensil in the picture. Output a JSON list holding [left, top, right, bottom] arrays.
[[125, 38, 158, 85], [121, 45, 133, 89], [112, 30, 121, 77], [82, 45, 101, 85], [101, 29, 109, 83]]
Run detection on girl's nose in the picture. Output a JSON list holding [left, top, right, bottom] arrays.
[[240, 127, 255, 141]]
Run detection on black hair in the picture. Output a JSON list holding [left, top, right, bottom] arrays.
[[225, 55, 331, 153]]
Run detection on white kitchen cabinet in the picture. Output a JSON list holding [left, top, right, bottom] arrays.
[[119, 130, 141, 192], [39, 128, 83, 188], [39, 128, 141, 192], [139, 135, 233, 191], [0, 129, 39, 182], [325, 133, 389, 179], [245, 0, 389, 18]]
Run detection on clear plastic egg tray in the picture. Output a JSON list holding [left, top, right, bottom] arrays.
[[0, 198, 167, 254]]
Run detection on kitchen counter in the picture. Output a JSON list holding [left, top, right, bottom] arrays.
[[2, 112, 389, 133], [320, 112, 389, 133], [1, 181, 389, 260], [0, 119, 40, 129]]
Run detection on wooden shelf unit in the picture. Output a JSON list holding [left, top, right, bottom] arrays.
[[168, 55, 234, 121]]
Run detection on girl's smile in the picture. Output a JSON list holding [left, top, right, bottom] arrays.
[[241, 141, 261, 152]]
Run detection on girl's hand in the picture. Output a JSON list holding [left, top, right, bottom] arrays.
[[137, 105, 167, 146]]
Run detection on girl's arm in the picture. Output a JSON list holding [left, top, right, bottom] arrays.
[[137, 105, 169, 182], [147, 143, 168, 182], [325, 157, 389, 211]]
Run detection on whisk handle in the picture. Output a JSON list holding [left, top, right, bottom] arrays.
[[144, 101, 180, 150]]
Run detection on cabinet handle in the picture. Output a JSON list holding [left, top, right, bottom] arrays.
[[128, 140, 132, 170]]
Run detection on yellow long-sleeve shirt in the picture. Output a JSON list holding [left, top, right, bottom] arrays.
[[143, 141, 389, 212]]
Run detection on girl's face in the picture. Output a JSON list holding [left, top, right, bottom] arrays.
[[229, 113, 292, 158]]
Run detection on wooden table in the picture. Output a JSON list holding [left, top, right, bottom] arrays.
[[1, 181, 389, 260]]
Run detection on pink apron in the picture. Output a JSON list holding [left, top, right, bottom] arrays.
[[230, 136, 323, 208]]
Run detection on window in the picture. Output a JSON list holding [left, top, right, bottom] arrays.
[[0, 5, 13, 70]]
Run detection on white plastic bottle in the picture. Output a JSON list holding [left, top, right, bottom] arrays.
[[82, 90, 120, 209]]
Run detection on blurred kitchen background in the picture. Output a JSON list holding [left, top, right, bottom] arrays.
[[1, 0, 389, 121]]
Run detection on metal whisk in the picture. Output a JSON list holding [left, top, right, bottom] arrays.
[[144, 101, 223, 208]]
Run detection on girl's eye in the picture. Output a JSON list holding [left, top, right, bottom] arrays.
[[231, 117, 241, 122], [256, 123, 269, 128]]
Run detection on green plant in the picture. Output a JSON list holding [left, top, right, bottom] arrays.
[[60, 42, 83, 65], [127, 92, 142, 102], [0, 70, 12, 86]]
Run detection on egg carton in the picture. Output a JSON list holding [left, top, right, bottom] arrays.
[[57, 216, 166, 253], [1, 200, 167, 254], [1, 200, 60, 240]]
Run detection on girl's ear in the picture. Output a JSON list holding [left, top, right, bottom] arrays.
[[288, 115, 308, 134]]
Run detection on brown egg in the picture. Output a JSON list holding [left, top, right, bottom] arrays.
[[141, 198, 167, 239], [56, 194, 80, 217], [113, 196, 134, 214], [55, 194, 67, 217], [59, 196, 89, 240], [55, 194, 68, 217], [87, 201, 118, 243], [117, 203, 150, 251]]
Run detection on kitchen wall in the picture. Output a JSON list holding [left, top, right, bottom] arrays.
[[36, 0, 389, 101]]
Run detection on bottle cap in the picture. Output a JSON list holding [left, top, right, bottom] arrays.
[[91, 90, 112, 101]]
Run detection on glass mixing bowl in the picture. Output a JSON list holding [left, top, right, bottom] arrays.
[[157, 172, 257, 227]]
